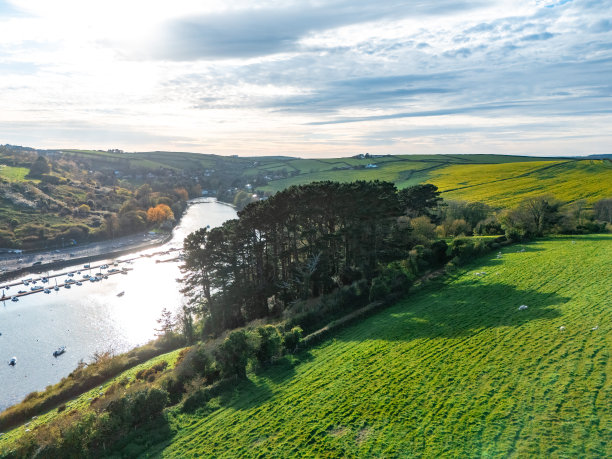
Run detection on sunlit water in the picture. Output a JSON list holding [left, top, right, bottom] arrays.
[[0, 198, 236, 411]]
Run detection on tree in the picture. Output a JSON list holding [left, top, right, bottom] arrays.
[[155, 308, 176, 337], [398, 184, 443, 223], [521, 195, 562, 236], [410, 216, 436, 244], [594, 198, 612, 223], [147, 204, 174, 223], [174, 187, 189, 201], [501, 195, 562, 239], [254, 325, 282, 367], [214, 330, 253, 379], [568, 199, 587, 227], [77, 204, 90, 216], [28, 155, 50, 177]]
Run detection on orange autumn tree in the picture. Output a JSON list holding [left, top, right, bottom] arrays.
[[147, 203, 174, 223]]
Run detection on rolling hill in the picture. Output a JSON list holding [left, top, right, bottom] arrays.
[[253, 155, 612, 207], [22, 234, 602, 457], [142, 234, 610, 457]]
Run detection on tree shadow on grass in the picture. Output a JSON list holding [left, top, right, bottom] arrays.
[[216, 377, 275, 411], [338, 280, 567, 343]]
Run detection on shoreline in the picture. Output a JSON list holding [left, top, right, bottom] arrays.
[[0, 233, 173, 283], [0, 198, 230, 283]]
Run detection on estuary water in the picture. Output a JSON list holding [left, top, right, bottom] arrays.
[[0, 198, 236, 411]]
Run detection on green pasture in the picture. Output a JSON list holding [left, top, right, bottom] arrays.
[[151, 234, 611, 457], [0, 166, 30, 182], [431, 160, 612, 207]]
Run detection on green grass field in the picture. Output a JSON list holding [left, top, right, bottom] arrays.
[[431, 160, 612, 206], [256, 155, 612, 207], [0, 166, 30, 182], [255, 154, 542, 194], [147, 234, 611, 457]]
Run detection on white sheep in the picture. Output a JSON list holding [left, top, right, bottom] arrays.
[[559, 326, 566, 332], [518, 305, 528, 311], [591, 325, 599, 331]]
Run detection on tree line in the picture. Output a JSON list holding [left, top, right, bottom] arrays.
[[181, 181, 611, 338]]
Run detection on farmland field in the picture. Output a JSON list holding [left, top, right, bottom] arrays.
[[431, 160, 612, 206], [146, 234, 611, 457], [256, 156, 612, 207], [254, 154, 554, 194]]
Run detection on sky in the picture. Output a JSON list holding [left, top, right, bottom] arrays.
[[0, 0, 611, 157]]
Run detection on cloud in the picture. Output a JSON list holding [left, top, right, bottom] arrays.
[[267, 74, 455, 113], [151, 0, 481, 60], [0, 0, 21, 16], [590, 19, 612, 33], [521, 31, 555, 41]]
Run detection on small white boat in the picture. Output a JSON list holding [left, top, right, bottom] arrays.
[[11, 296, 18, 302], [53, 346, 66, 357], [64, 284, 71, 289], [44, 289, 51, 294], [117, 291, 125, 297], [76, 282, 82, 286], [9, 357, 17, 366], [67, 272, 74, 277]]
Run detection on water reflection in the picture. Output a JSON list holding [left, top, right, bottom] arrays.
[[0, 198, 236, 411]]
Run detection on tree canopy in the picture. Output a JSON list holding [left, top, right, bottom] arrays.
[[181, 181, 445, 335]]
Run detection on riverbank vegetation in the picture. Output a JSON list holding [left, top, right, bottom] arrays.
[[0, 146, 194, 250]]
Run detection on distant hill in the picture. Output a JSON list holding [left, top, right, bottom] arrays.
[[250, 155, 611, 207]]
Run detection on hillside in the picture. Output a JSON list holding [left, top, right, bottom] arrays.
[[151, 234, 611, 457], [0, 235, 609, 456], [255, 155, 612, 207]]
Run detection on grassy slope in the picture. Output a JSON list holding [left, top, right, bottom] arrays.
[[257, 156, 612, 207], [255, 155, 537, 193], [0, 349, 184, 452], [0, 166, 30, 182], [432, 160, 612, 206], [153, 234, 611, 457]]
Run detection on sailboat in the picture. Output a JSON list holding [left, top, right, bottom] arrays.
[[54, 279, 59, 291]]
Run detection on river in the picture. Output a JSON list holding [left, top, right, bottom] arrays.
[[0, 198, 236, 412]]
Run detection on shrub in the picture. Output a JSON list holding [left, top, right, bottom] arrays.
[[135, 361, 168, 381], [214, 330, 253, 379], [282, 326, 303, 353], [254, 325, 282, 367], [369, 277, 391, 302], [447, 237, 489, 265], [182, 388, 211, 413]]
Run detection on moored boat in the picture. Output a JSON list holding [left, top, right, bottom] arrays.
[[53, 346, 66, 357]]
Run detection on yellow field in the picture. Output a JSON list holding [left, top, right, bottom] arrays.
[[430, 160, 612, 207]]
